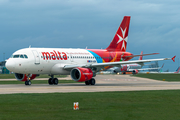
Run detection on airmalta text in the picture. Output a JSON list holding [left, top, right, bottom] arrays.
[[42, 50, 67, 60]]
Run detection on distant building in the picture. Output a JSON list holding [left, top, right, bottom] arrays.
[[0, 61, 10, 74]]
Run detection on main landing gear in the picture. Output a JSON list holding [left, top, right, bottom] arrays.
[[48, 75, 58, 85], [85, 78, 96, 85]]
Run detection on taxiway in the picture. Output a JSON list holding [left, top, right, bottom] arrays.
[[0, 75, 180, 94]]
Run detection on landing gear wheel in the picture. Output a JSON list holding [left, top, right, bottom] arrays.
[[53, 78, 58, 85], [48, 78, 53, 85], [90, 78, 95, 85], [25, 81, 31, 85], [85, 81, 90, 85]]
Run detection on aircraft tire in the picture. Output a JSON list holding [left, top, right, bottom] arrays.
[[53, 78, 58, 85], [85, 81, 90, 85], [90, 78, 95, 85], [25, 81, 28, 85], [28, 81, 31, 85], [25, 81, 31, 85], [48, 78, 53, 85]]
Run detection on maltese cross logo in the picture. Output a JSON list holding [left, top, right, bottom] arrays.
[[116, 27, 128, 51]]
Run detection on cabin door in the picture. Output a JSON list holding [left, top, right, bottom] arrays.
[[32, 50, 40, 64]]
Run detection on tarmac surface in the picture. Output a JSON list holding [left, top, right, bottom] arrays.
[[0, 74, 180, 94]]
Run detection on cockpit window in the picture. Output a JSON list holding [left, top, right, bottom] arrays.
[[13, 55, 20, 58], [24, 55, 28, 58], [20, 55, 24, 58], [12, 54, 28, 59]]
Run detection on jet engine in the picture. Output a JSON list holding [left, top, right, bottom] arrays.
[[132, 69, 139, 74], [70, 67, 93, 82], [15, 73, 38, 81]]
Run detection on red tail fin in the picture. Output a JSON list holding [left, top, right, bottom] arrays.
[[139, 51, 143, 60], [106, 16, 131, 52]]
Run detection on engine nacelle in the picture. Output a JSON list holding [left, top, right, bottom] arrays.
[[132, 69, 139, 74], [15, 73, 38, 81], [70, 67, 93, 82]]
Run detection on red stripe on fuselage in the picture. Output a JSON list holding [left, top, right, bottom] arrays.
[[88, 49, 133, 62]]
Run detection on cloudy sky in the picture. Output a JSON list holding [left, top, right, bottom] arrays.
[[0, 0, 179, 71]]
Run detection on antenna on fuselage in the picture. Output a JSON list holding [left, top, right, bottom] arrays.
[[29, 45, 31, 48], [86, 46, 88, 49]]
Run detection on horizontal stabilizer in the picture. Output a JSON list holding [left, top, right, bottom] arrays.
[[172, 56, 176, 62], [124, 53, 159, 58]]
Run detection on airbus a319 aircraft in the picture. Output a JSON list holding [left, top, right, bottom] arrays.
[[5, 16, 175, 85]]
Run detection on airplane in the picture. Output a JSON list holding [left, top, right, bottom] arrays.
[[157, 66, 180, 74], [5, 16, 175, 85], [112, 51, 164, 74], [174, 67, 180, 73]]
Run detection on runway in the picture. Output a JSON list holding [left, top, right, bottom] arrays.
[[0, 75, 180, 94]]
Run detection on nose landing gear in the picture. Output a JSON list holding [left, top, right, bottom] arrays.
[[25, 80, 31, 85], [25, 74, 31, 85]]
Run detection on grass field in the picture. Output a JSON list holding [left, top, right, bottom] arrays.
[[133, 73, 180, 81], [0, 74, 67, 79], [0, 90, 180, 120]]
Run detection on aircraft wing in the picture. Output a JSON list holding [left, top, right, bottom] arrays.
[[64, 56, 175, 70]]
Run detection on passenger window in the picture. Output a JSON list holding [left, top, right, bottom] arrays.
[[20, 55, 24, 58]]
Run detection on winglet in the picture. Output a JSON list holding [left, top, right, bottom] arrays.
[[172, 56, 176, 62]]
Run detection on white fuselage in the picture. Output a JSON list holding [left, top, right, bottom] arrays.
[[6, 48, 97, 75], [122, 64, 142, 70]]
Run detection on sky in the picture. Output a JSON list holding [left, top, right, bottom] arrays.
[[0, 0, 180, 71]]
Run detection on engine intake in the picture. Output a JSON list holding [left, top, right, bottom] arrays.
[[71, 67, 93, 82], [132, 69, 139, 75], [15, 73, 38, 81]]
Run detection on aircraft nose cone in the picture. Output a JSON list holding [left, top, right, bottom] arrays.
[[5, 60, 15, 72]]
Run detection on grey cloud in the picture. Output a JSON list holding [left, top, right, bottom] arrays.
[[0, 0, 179, 71]]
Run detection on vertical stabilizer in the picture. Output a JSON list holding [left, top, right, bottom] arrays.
[[139, 51, 143, 60], [175, 67, 180, 73], [106, 16, 131, 52]]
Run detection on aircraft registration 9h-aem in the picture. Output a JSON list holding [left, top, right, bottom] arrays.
[[5, 16, 176, 85]]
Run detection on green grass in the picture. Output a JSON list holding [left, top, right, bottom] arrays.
[[0, 74, 16, 79], [133, 73, 180, 81], [0, 80, 76, 84], [0, 74, 67, 79], [0, 90, 180, 120]]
